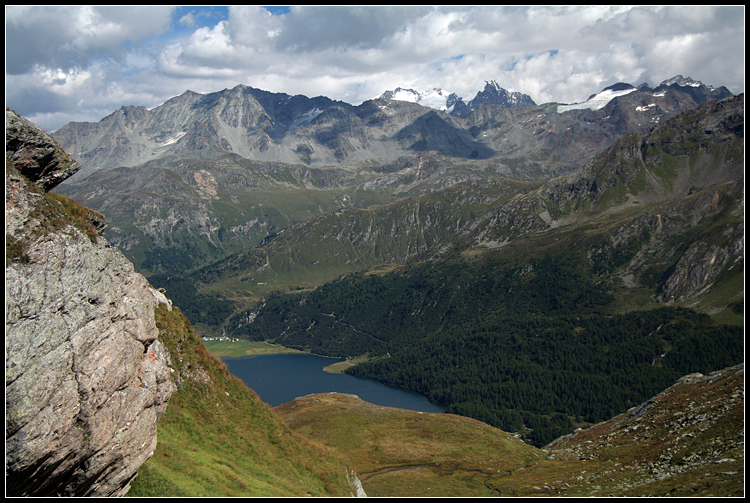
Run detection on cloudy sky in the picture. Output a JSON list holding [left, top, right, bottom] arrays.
[[5, 5, 745, 132]]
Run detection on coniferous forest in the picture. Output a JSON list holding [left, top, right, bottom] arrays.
[[228, 254, 743, 446], [149, 274, 235, 327]]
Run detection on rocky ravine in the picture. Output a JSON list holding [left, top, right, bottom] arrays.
[[6, 110, 176, 496]]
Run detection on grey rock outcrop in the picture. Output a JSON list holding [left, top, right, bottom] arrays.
[[657, 230, 745, 302], [6, 109, 81, 190], [6, 110, 176, 496]]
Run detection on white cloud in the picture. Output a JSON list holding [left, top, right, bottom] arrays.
[[181, 22, 235, 62], [225, 5, 280, 47], [179, 12, 196, 28], [5, 5, 173, 74], [5, 5, 744, 132]]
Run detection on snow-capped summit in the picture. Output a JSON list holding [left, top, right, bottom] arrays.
[[417, 88, 456, 110], [379, 80, 535, 117], [379, 87, 456, 110], [380, 87, 422, 103], [659, 75, 707, 89]]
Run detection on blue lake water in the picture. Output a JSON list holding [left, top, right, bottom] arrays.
[[221, 352, 443, 413]]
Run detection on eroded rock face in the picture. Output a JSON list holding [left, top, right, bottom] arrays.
[[5, 111, 175, 496]]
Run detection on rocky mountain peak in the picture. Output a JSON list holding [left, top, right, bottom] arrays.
[[660, 75, 705, 88], [467, 80, 537, 110], [599, 82, 636, 96]]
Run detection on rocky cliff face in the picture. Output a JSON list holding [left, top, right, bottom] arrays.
[[6, 110, 81, 190], [6, 110, 176, 496]]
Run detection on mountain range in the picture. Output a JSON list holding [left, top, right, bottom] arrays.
[[54, 75, 731, 181], [194, 93, 743, 310], [54, 75, 733, 277], [201, 93, 743, 444]]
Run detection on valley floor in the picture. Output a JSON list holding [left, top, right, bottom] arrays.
[[202, 339, 302, 358]]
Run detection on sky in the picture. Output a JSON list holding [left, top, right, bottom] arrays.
[[5, 5, 745, 132]]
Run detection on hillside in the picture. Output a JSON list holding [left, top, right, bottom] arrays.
[[275, 363, 743, 497], [126, 305, 362, 497], [541, 363, 744, 497], [190, 175, 541, 304], [275, 392, 544, 497]]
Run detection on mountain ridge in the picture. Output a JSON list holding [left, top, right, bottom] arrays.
[[54, 75, 731, 181]]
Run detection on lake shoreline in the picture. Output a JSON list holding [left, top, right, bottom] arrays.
[[204, 339, 369, 373], [219, 351, 443, 413]]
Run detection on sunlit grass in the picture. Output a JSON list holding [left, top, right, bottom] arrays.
[[202, 339, 301, 358], [126, 305, 354, 497]]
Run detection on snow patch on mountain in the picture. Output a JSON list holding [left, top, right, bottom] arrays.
[[158, 131, 187, 146], [660, 75, 705, 88], [287, 108, 325, 132], [418, 88, 455, 110], [557, 87, 637, 113]]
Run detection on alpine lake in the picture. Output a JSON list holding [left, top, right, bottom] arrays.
[[204, 340, 443, 412]]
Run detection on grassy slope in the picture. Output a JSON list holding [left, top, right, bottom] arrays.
[[276, 362, 744, 497], [126, 305, 355, 497], [533, 364, 745, 497], [274, 392, 545, 497]]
